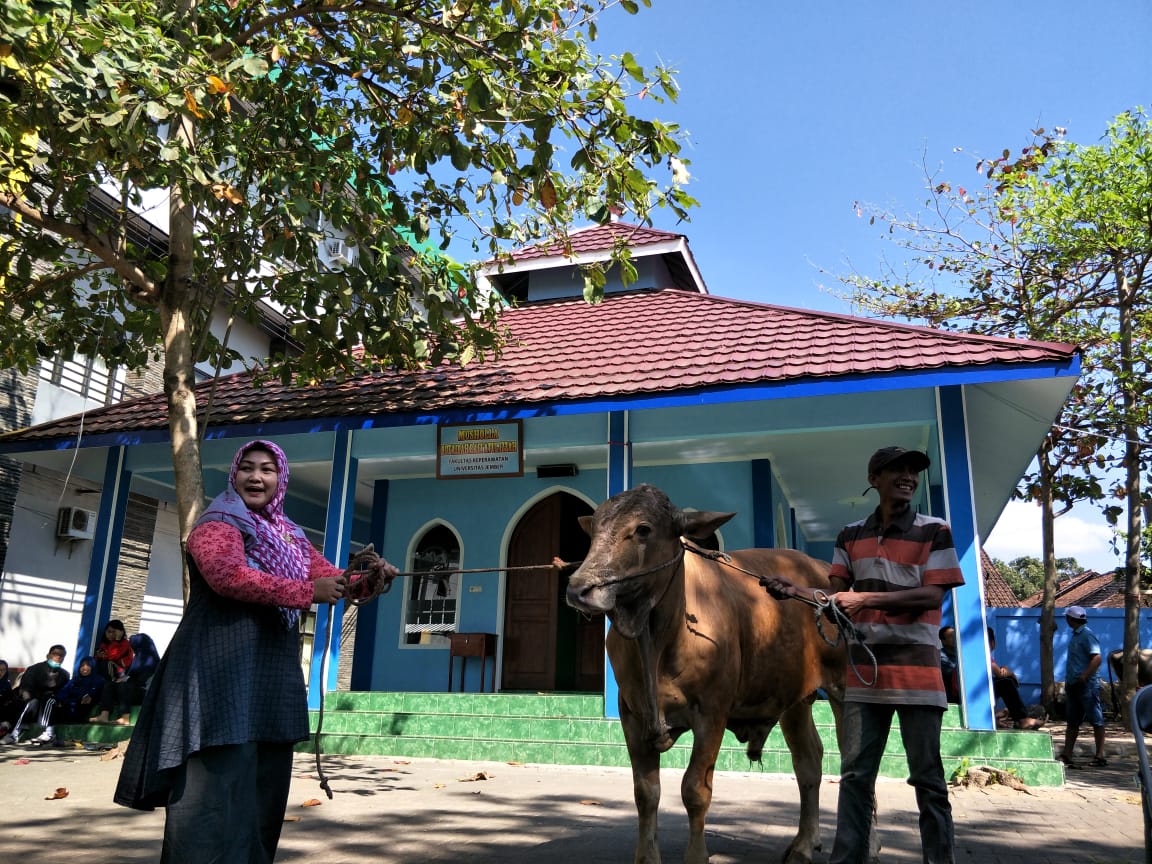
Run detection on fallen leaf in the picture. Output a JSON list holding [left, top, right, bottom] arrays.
[[45, 787, 69, 800], [283, 816, 301, 823], [14, 758, 30, 765], [459, 771, 492, 782], [392, 759, 410, 765], [579, 800, 602, 806], [506, 761, 524, 766], [433, 783, 446, 789], [301, 799, 322, 807]]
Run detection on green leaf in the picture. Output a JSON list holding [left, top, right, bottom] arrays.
[[450, 138, 471, 171], [144, 101, 171, 121]]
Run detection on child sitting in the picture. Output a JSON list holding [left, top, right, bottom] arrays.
[[90, 620, 135, 724]]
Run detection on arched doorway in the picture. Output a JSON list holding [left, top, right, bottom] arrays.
[[501, 491, 600, 692]]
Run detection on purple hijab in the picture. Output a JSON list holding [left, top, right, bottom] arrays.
[[197, 440, 310, 629]]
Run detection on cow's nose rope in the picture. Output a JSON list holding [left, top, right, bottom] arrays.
[[681, 542, 878, 687]]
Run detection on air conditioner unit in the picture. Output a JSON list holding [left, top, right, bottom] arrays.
[[324, 238, 354, 268], [56, 507, 97, 541]]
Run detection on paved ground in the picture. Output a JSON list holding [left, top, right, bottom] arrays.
[[0, 736, 1146, 864]]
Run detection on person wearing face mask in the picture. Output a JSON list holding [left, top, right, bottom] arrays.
[[1, 644, 70, 745], [113, 440, 399, 863]]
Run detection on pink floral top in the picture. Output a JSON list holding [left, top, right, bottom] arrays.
[[186, 520, 369, 608]]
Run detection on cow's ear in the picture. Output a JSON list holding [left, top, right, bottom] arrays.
[[578, 515, 594, 536], [679, 509, 736, 539]]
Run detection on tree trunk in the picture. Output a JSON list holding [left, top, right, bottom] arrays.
[[1038, 438, 1058, 714], [1118, 266, 1143, 724], [162, 17, 205, 606]]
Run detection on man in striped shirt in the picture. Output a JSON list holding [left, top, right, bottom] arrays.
[[827, 446, 964, 864]]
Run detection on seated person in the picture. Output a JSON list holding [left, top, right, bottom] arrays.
[[127, 632, 160, 703], [0, 659, 15, 736], [90, 620, 136, 725], [52, 656, 106, 728], [988, 626, 1043, 730], [2, 644, 71, 744], [939, 626, 960, 703], [94, 619, 134, 683]]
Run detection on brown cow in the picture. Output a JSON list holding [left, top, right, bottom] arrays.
[[565, 484, 847, 864]]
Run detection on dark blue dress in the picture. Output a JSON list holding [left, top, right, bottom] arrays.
[[114, 516, 311, 810]]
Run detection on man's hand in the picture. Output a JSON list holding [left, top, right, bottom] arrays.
[[758, 575, 797, 600], [831, 591, 867, 617], [312, 576, 347, 605]]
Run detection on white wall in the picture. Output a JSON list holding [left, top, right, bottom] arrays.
[[138, 506, 185, 654], [196, 308, 273, 378], [29, 382, 102, 427], [0, 469, 94, 667]]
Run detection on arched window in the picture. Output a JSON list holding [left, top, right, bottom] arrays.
[[404, 524, 461, 646]]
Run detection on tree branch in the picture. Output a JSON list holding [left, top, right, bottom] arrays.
[[0, 191, 160, 303]]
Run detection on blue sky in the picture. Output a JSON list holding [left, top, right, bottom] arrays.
[[591, 1, 1151, 571]]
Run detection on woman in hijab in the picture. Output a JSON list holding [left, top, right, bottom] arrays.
[[114, 440, 397, 863], [53, 655, 105, 725]]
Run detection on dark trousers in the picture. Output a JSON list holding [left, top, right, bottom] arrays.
[[13, 696, 55, 732], [161, 742, 294, 864], [100, 677, 135, 716], [993, 675, 1028, 721], [830, 701, 954, 864]]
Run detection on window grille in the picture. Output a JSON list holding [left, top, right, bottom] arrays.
[[39, 353, 125, 405], [404, 524, 461, 646]]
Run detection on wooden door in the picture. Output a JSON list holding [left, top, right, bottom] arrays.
[[502, 492, 600, 692], [503, 496, 561, 690]]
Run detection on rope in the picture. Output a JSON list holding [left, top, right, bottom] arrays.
[[681, 542, 878, 687], [313, 543, 393, 798]]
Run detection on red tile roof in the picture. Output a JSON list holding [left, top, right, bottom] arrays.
[[504, 222, 686, 262], [0, 288, 1077, 444], [981, 549, 1020, 607], [1018, 570, 1145, 608]]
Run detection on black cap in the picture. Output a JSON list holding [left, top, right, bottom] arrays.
[[867, 446, 930, 476]]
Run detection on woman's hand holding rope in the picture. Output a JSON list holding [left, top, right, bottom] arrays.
[[341, 544, 400, 606]]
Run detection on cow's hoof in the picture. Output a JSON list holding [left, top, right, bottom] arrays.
[[782, 839, 814, 864]]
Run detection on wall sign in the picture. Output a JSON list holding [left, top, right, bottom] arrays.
[[436, 420, 524, 479]]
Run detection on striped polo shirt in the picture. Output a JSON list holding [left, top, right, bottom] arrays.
[[830, 507, 964, 707]]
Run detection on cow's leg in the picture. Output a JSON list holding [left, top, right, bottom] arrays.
[[779, 702, 824, 864], [622, 701, 664, 864], [636, 628, 674, 752], [681, 717, 726, 864]]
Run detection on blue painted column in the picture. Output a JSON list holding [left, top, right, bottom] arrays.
[[751, 459, 775, 548], [603, 411, 631, 719], [938, 385, 995, 731], [350, 478, 389, 691], [308, 431, 358, 709], [77, 447, 131, 659]]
